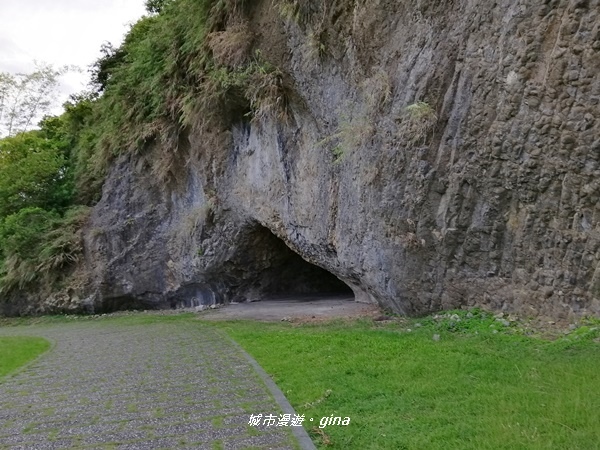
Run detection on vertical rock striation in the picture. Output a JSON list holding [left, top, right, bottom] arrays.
[[80, 0, 600, 319]]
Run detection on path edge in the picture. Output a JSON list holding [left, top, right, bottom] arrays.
[[221, 332, 317, 450], [0, 334, 57, 383]]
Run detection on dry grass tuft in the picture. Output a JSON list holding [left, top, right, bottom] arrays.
[[400, 101, 438, 145], [245, 66, 290, 124], [362, 70, 393, 113], [319, 113, 375, 163], [276, 0, 316, 25], [207, 22, 254, 69]]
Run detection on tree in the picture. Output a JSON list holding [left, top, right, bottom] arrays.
[[0, 131, 73, 218], [145, 0, 172, 14], [89, 43, 126, 93], [0, 63, 71, 137], [0, 73, 14, 124]]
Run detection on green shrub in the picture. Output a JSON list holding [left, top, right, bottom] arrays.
[[0, 208, 60, 291], [0, 206, 90, 293], [0, 132, 72, 217], [37, 206, 91, 274]]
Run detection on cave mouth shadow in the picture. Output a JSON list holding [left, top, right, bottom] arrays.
[[241, 225, 354, 302]]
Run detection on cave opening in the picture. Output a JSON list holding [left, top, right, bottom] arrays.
[[242, 225, 355, 301]]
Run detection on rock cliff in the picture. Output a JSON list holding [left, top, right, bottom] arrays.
[[73, 0, 600, 318]]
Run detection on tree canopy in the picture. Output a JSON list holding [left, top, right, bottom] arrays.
[[0, 0, 270, 297], [0, 64, 71, 138], [0, 131, 72, 217], [0, 88, 90, 294]]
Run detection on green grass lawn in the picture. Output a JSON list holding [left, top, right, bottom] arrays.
[[213, 311, 600, 450], [1, 310, 598, 449], [0, 336, 50, 378]]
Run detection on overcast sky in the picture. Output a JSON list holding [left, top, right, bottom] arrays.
[[0, 0, 147, 112]]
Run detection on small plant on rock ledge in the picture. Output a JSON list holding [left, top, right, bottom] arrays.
[[307, 29, 328, 60], [245, 58, 290, 124], [276, 0, 315, 26], [401, 101, 438, 145], [331, 145, 344, 163], [405, 101, 435, 119], [320, 113, 374, 164]]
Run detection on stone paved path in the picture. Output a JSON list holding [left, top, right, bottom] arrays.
[[0, 321, 299, 449]]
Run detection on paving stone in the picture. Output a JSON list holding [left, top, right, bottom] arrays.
[[0, 322, 298, 449]]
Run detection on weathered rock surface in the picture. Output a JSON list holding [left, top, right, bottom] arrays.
[[41, 0, 600, 318]]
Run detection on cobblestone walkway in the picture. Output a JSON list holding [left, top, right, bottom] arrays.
[[0, 321, 299, 449]]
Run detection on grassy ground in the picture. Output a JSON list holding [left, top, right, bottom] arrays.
[[0, 336, 51, 378], [1, 310, 598, 449], [213, 310, 600, 450]]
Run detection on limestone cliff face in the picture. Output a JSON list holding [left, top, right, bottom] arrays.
[[83, 0, 600, 319]]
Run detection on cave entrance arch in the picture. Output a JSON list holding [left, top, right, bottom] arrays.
[[239, 225, 354, 302]]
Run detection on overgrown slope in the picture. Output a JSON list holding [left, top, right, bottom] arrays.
[[2, 0, 600, 318]]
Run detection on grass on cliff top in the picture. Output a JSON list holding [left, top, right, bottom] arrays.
[[212, 310, 600, 450], [0, 336, 50, 378]]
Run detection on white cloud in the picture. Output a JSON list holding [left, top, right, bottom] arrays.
[[0, 0, 147, 113]]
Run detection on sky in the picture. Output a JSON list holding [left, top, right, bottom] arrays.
[[0, 0, 147, 113]]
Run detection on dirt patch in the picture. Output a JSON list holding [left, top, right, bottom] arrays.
[[197, 294, 381, 322]]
